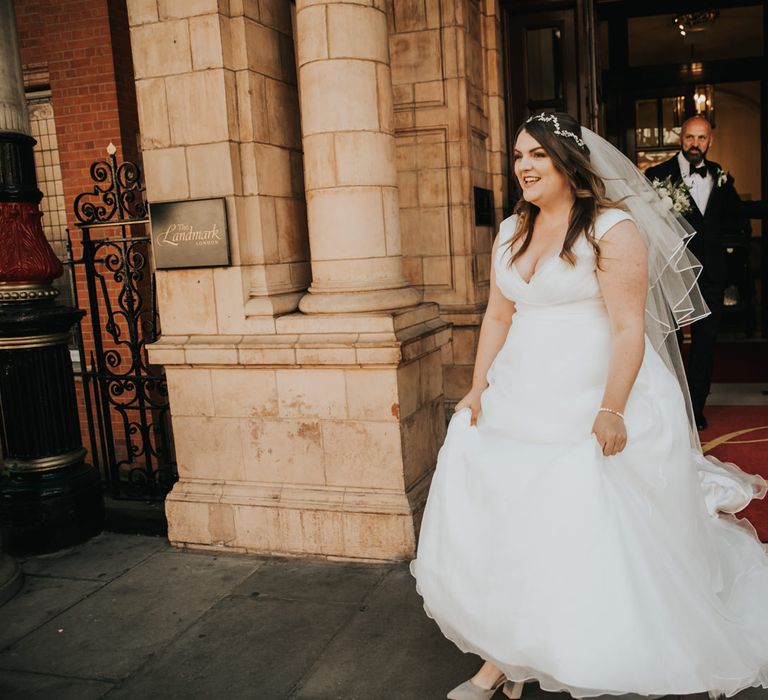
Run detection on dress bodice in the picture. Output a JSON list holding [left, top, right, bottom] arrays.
[[494, 208, 633, 307]]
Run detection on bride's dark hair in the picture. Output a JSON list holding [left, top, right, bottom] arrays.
[[509, 112, 623, 267]]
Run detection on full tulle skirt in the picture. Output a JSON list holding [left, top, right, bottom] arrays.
[[411, 305, 768, 698]]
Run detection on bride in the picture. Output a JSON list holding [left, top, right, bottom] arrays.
[[410, 112, 768, 699]]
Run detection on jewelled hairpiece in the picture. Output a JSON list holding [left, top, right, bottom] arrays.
[[525, 113, 587, 151]]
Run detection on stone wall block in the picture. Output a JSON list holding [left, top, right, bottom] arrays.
[[390, 30, 441, 86], [158, 0, 219, 19], [334, 131, 397, 187], [127, 0, 159, 26], [166, 500, 211, 546], [376, 63, 395, 134], [135, 78, 171, 148], [235, 70, 269, 143], [190, 14, 225, 70], [295, 4, 328, 65], [382, 186, 402, 256], [166, 369, 215, 417], [143, 146, 189, 201], [322, 421, 404, 489], [236, 194, 278, 264], [166, 70, 230, 145], [275, 197, 310, 262], [187, 141, 239, 198], [327, 3, 389, 63], [233, 505, 280, 552], [276, 369, 347, 419], [306, 187, 386, 260], [299, 60, 379, 135], [208, 503, 237, 546], [342, 513, 415, 560], [156, 268, 218, 335], [241, 419, 326, 484], [309, 257, 407, 291], [223, 68, 241, 142], [345, 368, 400, 421], [245, 18, 283, 79], [240, 142, 294, 197], [423, 254, 451, 287], [173, 416, 246, 482], [265, 78, 302, 149], [131, 20, 192, 79], [210, 368, 279, 417], [259, 0, 293, 35]]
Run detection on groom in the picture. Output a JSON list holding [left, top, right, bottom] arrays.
[[645, 115, 748, 430]]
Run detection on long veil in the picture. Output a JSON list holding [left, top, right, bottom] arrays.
[[581, 128, 767, 514], [582, 128, 709, 443]]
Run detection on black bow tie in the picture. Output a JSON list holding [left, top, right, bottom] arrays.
[[691, 164, 708, 178]]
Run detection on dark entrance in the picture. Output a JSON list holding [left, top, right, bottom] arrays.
[[500, 0, 768, 336]]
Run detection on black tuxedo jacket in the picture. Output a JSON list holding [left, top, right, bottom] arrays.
[[645, 156, 747, 290]]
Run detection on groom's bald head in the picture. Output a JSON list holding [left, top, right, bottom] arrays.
[[681, 116, 713, 164]]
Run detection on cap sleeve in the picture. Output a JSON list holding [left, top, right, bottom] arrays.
[[497, 214, 518, 246], [594, 208, 633, 240]]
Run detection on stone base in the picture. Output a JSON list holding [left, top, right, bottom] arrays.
[[164, 474, 431, 561], [148, 303, 450, 561], [0, 460, 104, 556]]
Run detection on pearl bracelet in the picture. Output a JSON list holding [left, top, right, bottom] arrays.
[[598, 407, 625, 420]]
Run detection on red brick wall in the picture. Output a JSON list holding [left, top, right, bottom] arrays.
[[16, 0, 144, 477]]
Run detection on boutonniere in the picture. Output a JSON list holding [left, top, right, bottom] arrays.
[[714, 167, 729, 188], [651, 176, 692, 215]]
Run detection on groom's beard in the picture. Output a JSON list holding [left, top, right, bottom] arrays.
[[683, 145, 708, 165]]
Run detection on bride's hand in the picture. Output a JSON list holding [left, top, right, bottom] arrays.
[[454, 386, 485, 426], [592, 411, 627, 456]]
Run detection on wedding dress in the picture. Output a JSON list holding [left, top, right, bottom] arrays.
[[411, 208, 768, 698]]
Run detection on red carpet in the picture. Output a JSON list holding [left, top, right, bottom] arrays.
[[699, 405, 768, 541], [680, 341, 768, 382]]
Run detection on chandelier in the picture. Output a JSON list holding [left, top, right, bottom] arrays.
[[673, 10, 719, 37]]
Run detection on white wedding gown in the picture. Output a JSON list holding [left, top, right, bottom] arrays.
[[411, 209, 768, 698]]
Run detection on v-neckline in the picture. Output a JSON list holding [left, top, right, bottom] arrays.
[[512, 254, 560, 285]]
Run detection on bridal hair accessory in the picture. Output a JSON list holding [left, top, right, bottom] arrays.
[[525, 113, 588, 151]]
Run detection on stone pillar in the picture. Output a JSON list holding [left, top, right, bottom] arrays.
[[130, 0, 451, 561], [295, 0, 421, 314]]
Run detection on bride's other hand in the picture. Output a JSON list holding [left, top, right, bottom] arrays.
[[454, 385, 486, 426], [592, 411, 627, 456]]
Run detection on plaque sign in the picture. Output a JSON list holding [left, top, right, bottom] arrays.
[[149, 198, 230, 269]]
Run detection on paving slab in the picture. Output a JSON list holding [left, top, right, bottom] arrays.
[[0, 549, 260, 681], [0, 669, 113, 700], [103, 594, 358, 700], [0, 575, 104, 650], [21, 533, 168, 582], [292, 563, 490, 700], [232, 556, 392, 604]]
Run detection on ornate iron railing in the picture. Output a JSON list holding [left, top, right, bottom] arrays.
[[66, 144, 176, 500]]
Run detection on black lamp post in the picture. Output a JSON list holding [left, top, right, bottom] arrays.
[[0, 0, 103, 555]]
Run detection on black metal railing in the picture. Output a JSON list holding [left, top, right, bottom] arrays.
[[65, 144, 176, 500]]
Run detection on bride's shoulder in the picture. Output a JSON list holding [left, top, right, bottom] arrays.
[[594, 207, 634, 239], [496, 213, 518, 246]]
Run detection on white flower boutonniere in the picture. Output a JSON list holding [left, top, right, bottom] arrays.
[[715, 167, 729, 188], [651, 176, 692, 216]]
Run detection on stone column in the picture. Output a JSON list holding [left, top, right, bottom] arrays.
[[295, 0, 421, 313]]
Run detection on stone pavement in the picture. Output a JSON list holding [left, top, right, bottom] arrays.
[[0, 533, 763, 700]]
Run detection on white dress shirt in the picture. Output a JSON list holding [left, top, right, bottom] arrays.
[[677, 151, 713, 215]]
